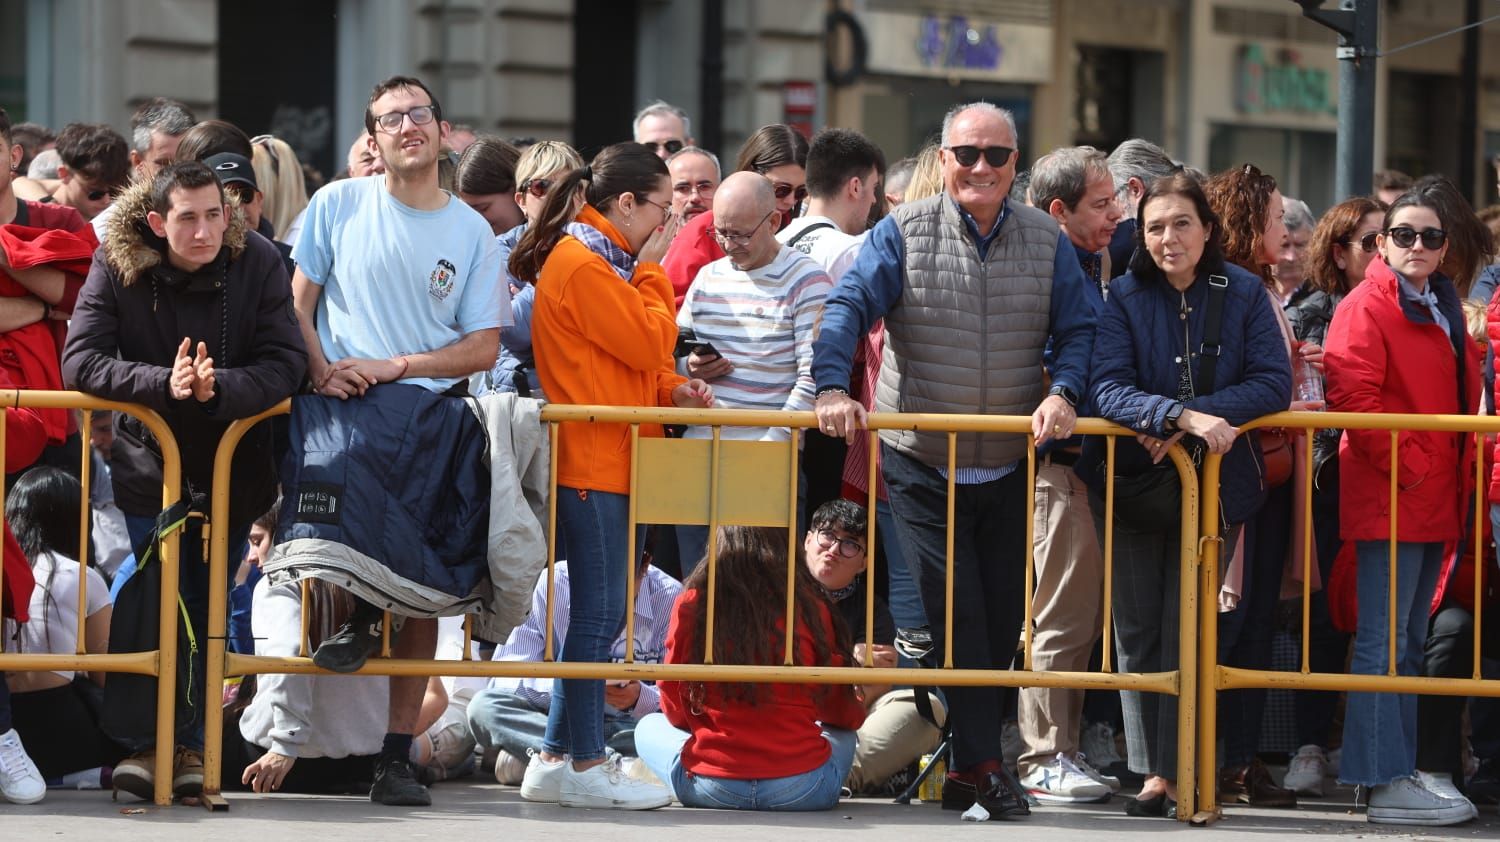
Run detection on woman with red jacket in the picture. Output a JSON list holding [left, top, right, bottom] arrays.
[[634, 525, 866, 811], [1324, 181, 1483, 826]]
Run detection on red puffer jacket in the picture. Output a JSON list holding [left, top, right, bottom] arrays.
[[1325, 259, 1481, 544]]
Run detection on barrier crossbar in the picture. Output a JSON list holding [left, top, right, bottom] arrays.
[[0, 390, 185, 806], [201, 400, 1203, 818]]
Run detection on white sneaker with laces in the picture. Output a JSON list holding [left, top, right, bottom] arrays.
[[1283, 744, 1329, 797], [495, 750, 529, 786], [1073, 752, 1121, 792], [1366, 775, 1472, 826], [559, 755, 672, 810], [519, 749, 568, 802], [0, 728, 45, 804], [1020, 753, 1113, 804], [1079, 721, 1125, 770], [1417, 770, 1478, 820]]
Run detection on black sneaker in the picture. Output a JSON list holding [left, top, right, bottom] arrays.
[[313, 603, 389, 673], [975, 770, 1032, 817], [370, 757, 431, 806]]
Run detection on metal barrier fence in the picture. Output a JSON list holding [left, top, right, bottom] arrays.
[[1196, 411, 1500, 822], [201, 401, 1204, 816], [0, 390, 185, 806]]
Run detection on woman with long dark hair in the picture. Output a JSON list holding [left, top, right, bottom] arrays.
[[634, 525, 866, 811], [509, 142, 712, 810]]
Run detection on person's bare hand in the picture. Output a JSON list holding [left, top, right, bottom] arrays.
[[191, 341, 216, 403], [1136, 431, 1187, 465], [169, 337, 196, 400], [604, 680, 642, 710], [637, 212, 684, 266], [331, 357, 403, 386], [317, 367, 371, 400], [1178, 409, 1238, 454], [815, 390, 867, 444], [1032, 394, 1077, 445], [1297, 340, 1325, 372], [242, 751, 296, 793], [853, 642, 899, 669], [686, 350, 733, 380], [671, 378, 714, 408]]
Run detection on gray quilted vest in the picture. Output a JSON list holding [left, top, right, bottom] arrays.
[[875, 195, 1059, 468]]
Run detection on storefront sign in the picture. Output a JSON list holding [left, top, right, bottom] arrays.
[[862, 10, 1051, 83], [783, 81, 817, 139], [1235, 43, 1335, 117]]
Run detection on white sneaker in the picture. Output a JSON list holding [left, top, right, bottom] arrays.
[[0, 728, 45, 804], [1002, 720, 1024, 769], [1325, 747, 1341, 778], [1073, 752, 1122, 792], [519, 749, 568, 802], [1079, 721, 1125, 770], [495, 750, 528, 786], [1020, 753, 1113, 804], [1417, 770, 1478, 820], [1366, 776, 1472, 826], [1283, 745, 1329, 797], [559, 755, 672, 810]]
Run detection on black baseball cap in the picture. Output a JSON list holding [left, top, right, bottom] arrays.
[[203, 152, 258, 191]]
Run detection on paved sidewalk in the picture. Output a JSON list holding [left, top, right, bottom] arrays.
[[7, 780, 1497, 840]]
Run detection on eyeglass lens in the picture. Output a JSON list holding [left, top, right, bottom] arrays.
[[948, 145, 1014, 168]]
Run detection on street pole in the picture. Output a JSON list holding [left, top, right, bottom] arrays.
[[1297, 0, 1379, 200]]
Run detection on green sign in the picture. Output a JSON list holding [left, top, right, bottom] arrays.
[[1235, 44, 1334, 117]]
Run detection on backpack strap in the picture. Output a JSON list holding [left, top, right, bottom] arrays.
[[785, 221, 836, 250]]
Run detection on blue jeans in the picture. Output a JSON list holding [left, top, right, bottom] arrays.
[[542, 487, 644, 762], [122, 514, 248, 752], [634, 712, 857, 811], [877, 499, 926, 633], [1339, 539, 1445, 786], [467, 688, 637, 759]]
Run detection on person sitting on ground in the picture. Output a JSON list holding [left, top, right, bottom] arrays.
[[467, 555, 681, 785], [635, 524, 867, 811]]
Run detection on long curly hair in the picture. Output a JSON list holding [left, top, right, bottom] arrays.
[[679, 525, 852, 704], [1306, 196, 1386, 296], [1205, 163, 1279, 288]]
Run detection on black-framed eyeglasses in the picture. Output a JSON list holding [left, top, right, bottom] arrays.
[[642, 140, 684, 156], [374, 105, 437, 133], [812, 528, 865, 559], [1339, 231, 1379, 253], [945, 145, 1014, 168], [713, 210, 774, 246], [521, 178, 552, 199], [674, 179, 715, 196], [1385, 226, 1446, 250]]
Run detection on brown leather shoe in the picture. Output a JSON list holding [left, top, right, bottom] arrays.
[[1222, 758, 1297, 807]]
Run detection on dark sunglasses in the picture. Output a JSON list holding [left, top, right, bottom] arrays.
[[642, 140, 684, 156], [1385, 226, 1447, 250], [1339, 232, 1379, 253], [945, 145, 1014, 168], [771, 182, 808, 202], [521, 178, 552, 198]]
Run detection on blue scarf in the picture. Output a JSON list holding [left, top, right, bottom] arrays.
[[566, 221, 635, 281]]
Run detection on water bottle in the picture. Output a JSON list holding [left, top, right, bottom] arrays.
[[1295, 358, 1324, 410]]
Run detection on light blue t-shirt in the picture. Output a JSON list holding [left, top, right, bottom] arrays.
[[292, 175, 510, 393]]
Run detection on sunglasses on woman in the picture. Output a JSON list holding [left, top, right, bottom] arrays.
[[771, 182, 807, 202], [945, 145, 1014, 168], [521, 178, 552, 199], [1384, 226, 1447, 250], [1339, 232, 1379, 253]]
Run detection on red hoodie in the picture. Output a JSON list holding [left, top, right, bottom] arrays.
[[0, 368, 52, 622]]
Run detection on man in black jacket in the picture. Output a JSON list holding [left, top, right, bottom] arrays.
[[61, 160, 307, 801]]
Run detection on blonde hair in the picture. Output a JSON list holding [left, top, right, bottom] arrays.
[[1463, 298, 1487, 345], [516, 141, 585, 190], [250, 136, 308, 239], [904, 143, 943, 202]]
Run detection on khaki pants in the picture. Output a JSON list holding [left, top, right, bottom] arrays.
[[846, 689, 945, 792], [1017, 461, 1104, 776]]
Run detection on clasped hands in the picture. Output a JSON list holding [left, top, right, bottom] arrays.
[[169, 337, 217, 403]]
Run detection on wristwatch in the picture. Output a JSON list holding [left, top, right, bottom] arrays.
[[1047, 384, 1079, 407], [1164, 401, 1185, 432]]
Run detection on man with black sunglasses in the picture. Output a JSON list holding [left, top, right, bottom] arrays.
[[812, 101, 1096, 821], [49, 123, 129, 223], [632, 101, 694, 160]]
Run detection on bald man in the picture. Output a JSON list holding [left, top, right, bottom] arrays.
[[346, 131, 384, 178], [673, 172, 834, 562]]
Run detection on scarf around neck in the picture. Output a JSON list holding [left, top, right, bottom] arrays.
[[566, 221, 635, 281]]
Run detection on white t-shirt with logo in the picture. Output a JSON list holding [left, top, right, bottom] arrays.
[[293, 175, 510, 393], [776, 214, 865, 282]]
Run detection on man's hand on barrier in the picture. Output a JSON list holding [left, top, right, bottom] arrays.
[[1178, 409, 1238, 454], [672, 378, 714, 408], [191, 341, 216, 403], [853, 642, 898, 669], [1137, 431, 1186, 465], [242, 750, 296, 793], [815, 390, 867, 443], [605, 679, 642, 710], [1032, 394, 1076, 445], [170, 337, 198, 400]]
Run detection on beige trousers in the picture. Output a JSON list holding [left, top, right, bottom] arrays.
[[846, 689, 945, 791]]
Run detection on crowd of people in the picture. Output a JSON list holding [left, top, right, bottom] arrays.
[[0, 74, 1497, 829]]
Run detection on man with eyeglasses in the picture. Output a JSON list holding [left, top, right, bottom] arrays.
[[811, 101, 1096, 821], [632, 101, 694, 160], [275, 74, 508, 808], [48, 123, 129, 223], [665, 146, 720, 223]]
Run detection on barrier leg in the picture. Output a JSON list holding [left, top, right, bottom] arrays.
[[1174, 448, 1200, 821], [153, 525, 180, 806], [1192, 456, 1225, 824], [200, 506, 233, 810]]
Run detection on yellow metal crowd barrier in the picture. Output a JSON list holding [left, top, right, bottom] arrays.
[[200, 401, 1204, 816], [0, 390, 185, 806]]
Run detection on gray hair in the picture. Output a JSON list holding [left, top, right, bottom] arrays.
[[633, 100, 692, 143], [940, 102, 1018, 148], [1029, 146, 1110, 212], [884, 156, 917, 196], [1282, 196, 1316, 233], [129, 97, 196, 154], [666, 145, 721, 179], [1106, 138, 1177, 199]]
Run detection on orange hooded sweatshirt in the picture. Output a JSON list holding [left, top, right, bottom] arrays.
[[532, 205, 686, 494]]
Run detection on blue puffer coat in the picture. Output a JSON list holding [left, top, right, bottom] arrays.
[[268, 383, 491, 616], [1077, 262, 1292, 525]]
